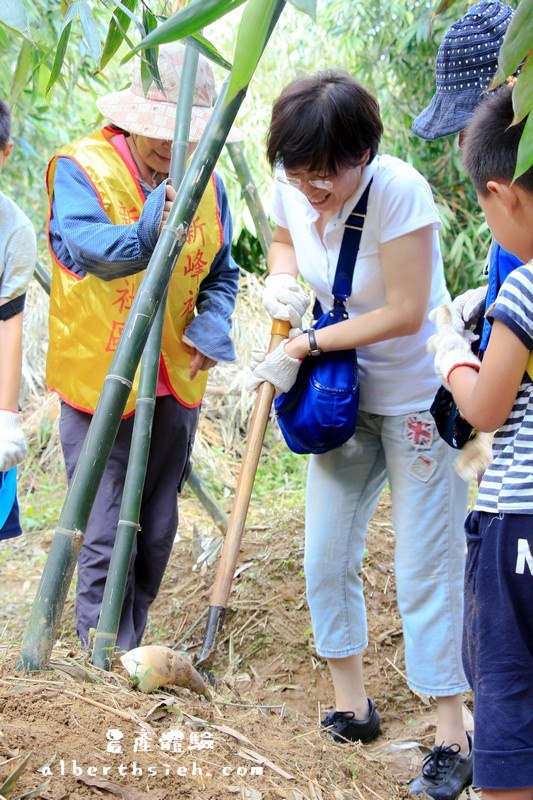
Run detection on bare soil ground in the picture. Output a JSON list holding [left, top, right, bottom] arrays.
[[0, 384, 477, 800], [0, 480, 478, 800]]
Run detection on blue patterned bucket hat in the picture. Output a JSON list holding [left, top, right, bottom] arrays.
[[412, 1, 514, 140]]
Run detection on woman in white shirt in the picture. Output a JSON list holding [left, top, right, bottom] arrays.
[[248, 71, 472, 800]]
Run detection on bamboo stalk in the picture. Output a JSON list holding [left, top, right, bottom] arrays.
[[19, 0, 287, 672], [91, 44, 200, 671], [33, 260, 51, 294], [225, 141, 272, 259], [32, 257, 229, 531]]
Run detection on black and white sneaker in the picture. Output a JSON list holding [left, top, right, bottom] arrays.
[[321, 698, 381, 744], [408, 732, 473, 800]]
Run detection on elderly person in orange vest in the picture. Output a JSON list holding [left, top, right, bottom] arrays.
[[46, 43, 240, 651]]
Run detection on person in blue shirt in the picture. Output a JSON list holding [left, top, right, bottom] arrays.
[[46, 43, 240, 652]]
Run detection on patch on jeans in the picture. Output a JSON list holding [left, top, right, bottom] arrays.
[[410, 454, 437, 482], [404, 413, 433, 450]]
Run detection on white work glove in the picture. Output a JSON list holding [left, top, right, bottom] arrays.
[[245, 342, 302, 396], [0, 410, 27, 471], [427, 305, 481, 390], [262, 273, 311, 329], [248, 328, 303, 372], [450, 285, 487, 333]]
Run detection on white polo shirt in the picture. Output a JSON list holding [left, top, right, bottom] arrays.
[[270, 154, 450, 415]]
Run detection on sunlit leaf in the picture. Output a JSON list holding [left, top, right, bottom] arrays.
[[188, 32, 232, 70], [490, 0, 533, 87], [105, 0, 145, 35], [512, 56, 533, 123], [514, 106, 533, 180], [143, 6, 158, 36], [140, 58, 152, 95], [141, 7, 162, 94], [226, 0, 279, 103], [11, 39, 32, 106], [46, 20, 73, 94], [0, 0, 31, 39], [101, 0, 137, 69], [78, 1, 102, 63], [288, 0, 316, 20], [129, 0, 247, 54]]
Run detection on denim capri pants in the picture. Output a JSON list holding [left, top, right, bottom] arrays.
[[304, 408, 470, 697]]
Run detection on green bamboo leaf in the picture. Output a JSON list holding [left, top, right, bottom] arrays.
[[189, 32, 232, 70], [288, 0, 316, 20], [78, 1, 102, 63], [0, 0, 32, 39], [128, 0, 246, 55], [511, 56, 533, 123], [100, 0, 137, 69], [10, 39, 32, 105], [104, 0, 145, 37], [490, 0, 533, 87], [514, 106, 533, 180], [46, 19, 73, 94], [143, 6, 157, 36], [0, 751, 32, 796], [140, 58, 152, 95], [226, 0, 278, 103], [15, 777, 52, 800], [140, 7, 163, 93]]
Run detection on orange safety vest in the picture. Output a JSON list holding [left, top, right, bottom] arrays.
[[46, 128, 223, 415]]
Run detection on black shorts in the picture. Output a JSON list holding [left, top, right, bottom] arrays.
[[463, 510, 533, 789]]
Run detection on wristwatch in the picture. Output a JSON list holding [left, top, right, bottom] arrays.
[[308, 328, 322, 357]]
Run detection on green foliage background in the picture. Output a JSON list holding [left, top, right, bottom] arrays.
[[0, 0, 521, 296]]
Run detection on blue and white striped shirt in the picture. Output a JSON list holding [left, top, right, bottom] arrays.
[[475, 260, 533, 514]]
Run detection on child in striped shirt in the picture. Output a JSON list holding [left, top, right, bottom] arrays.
[[428, 83, 533, 799]]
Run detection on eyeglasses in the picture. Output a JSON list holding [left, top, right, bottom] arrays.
[[276, 173, 334, 191]]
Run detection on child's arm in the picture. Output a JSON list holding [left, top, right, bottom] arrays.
[[0, 304, 27, 471], [0, 304, 23, 409], [0, 210, 36, 471], [448, 319, 529, 432]]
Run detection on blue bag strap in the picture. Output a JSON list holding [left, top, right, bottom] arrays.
[[332, 177, 373, 303]]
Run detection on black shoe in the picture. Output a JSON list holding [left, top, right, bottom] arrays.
[[321, 698, 381, 743], [408, 732, 473, 800]]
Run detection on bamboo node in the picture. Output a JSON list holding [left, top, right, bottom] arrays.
[[104, 373, 134, 389], [165, 222, 189, 247], [56, 526, 84, 543], [117, 519, 141, 531]]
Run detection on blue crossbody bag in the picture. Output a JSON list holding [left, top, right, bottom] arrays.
[[274, 179, 372, 455]]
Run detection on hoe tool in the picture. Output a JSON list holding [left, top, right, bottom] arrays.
[[194, 318, 290, 672]]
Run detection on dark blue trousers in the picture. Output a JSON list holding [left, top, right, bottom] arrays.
[[60, 396, 200, 651], [463, 510, 533, 789]]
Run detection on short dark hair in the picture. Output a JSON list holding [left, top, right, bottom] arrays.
[[462, 83, 533, 195], [266, 70, 383, 175], [0, 99, 11, 151]]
